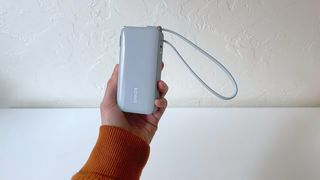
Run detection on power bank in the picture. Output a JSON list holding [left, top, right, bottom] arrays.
[[117, 26, 163, 114]]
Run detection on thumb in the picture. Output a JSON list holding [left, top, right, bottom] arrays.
[[102, 64, 119, 106]]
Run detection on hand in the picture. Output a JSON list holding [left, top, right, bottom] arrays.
[[100, 64, 168, 144]]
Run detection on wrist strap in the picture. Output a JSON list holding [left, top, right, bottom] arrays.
[[162, 28, 238, 100]]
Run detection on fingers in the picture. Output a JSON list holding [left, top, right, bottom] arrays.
[[155, 98, 167, 108], [152, 80, 168, 121], [101, 64, 119, 106], [152, 99, 167, 122], [157, 80, 168, 98]]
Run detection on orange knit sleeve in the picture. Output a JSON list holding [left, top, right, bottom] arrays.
[[72, 126, 150, 180]]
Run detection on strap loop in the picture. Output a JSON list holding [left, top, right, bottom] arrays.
[[162, 28, 238, 100]]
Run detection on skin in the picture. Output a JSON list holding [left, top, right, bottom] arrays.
[[100, 63, 168, 144]]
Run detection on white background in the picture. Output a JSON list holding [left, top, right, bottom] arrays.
[[1, 0, 320, 107], [1, 108, 319, 180]]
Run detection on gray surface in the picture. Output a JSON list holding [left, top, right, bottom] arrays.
[[117, 26, 163, 114]]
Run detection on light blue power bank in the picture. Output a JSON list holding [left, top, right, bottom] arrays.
[[117, 26, 164, 114]]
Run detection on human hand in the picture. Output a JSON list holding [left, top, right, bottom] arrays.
[[100, 64, 168, 144]]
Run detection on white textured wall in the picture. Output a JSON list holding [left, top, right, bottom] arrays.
[[0, 0, 319, 107]]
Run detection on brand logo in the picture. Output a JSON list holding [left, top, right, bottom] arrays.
[[133, 88, 138, 104]]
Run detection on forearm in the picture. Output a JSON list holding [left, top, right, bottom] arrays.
[[72, 126, 150, 180]]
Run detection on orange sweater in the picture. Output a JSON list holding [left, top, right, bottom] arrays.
[[72, 126, 150, 180]]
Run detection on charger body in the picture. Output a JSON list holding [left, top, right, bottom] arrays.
[[117, 26, 163, 114]]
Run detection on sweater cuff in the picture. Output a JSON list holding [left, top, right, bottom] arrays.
[[74, 126, 150, 180]]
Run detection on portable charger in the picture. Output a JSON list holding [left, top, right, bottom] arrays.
[[117, 26, 163, 114], [117, 26, 238, 114]]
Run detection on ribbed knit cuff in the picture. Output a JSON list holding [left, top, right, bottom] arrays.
[[73, 126, 150, 180]]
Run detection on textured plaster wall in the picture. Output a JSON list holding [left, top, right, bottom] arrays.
[[0, 0, 319, 108]]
